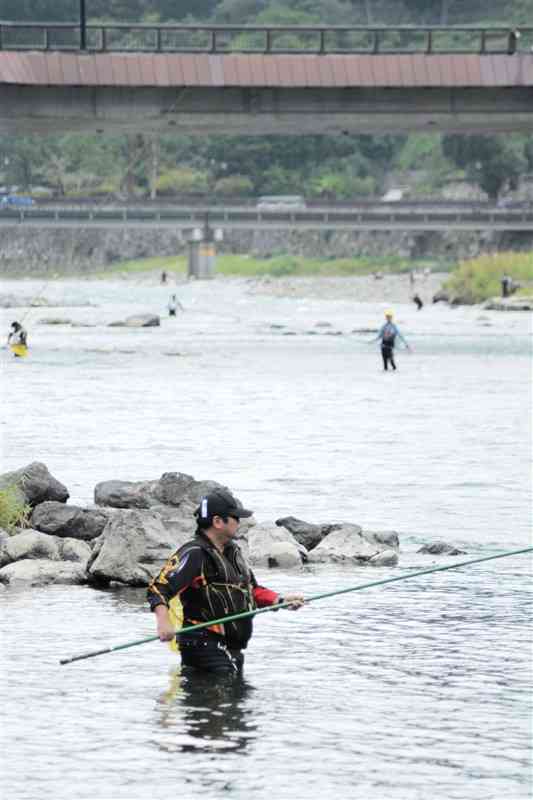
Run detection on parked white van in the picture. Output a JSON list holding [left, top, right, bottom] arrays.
[[256, 195, 307, 211], [381, 188, 405, 202]]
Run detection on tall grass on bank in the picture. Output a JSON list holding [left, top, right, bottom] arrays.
[[0, 485, 31, 534], [444, 252, 533, 304], [99, 253, 450, 278]]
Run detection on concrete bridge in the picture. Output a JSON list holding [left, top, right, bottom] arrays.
[[1, 202, 532, 231], [1, 24, 532, 135]]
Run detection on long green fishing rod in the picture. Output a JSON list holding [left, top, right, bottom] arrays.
[[59, 545, 532, 665]]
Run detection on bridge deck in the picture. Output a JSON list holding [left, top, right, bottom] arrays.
[[1, 51, 532, 88], [1, 205, 532, 231]]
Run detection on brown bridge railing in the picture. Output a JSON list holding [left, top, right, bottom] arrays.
[[0, 23, 530, 55]]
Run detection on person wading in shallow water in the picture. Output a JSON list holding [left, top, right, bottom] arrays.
[[7, 321, 28, 358], [167, 294, 183, 317], [371, 310, 410, 371], [147, 490, 304, 677]]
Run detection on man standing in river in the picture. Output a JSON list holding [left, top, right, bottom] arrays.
[[147, 489, 304, 676], [371, 310, 411, 371]]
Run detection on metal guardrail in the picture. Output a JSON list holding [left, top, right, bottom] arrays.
[[1, 204, 532, 230], [0, 23, 530, 55], [32, 196, 533, 210]]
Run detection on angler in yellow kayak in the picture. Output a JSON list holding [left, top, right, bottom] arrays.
[[7, 321, 28, 358]]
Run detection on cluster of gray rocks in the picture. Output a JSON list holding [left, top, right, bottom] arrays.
[[0, 462, 463, 590]]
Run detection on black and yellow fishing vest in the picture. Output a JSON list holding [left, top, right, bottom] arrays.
[[176, 536, 256, 649]]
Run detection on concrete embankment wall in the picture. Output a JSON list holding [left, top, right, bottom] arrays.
[[1, 226, 532, 276]]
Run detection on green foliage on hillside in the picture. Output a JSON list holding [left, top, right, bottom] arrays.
[[3, 0, 529, 25]]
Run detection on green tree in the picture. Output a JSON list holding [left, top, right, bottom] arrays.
[[442, 135, 526, 200], [0, 137, 48, 189]]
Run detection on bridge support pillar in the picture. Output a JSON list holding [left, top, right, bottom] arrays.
[[187, 216, 222, 279], [188, 240, 216, 279]]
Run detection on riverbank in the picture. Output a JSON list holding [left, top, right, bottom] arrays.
[[443, 251, 533, 304], [96, 252, 448, 279], [1, 223, 531, 276]]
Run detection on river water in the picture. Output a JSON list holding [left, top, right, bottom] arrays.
[[1, 275, 531, 800]]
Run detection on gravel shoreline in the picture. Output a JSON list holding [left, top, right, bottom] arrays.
[[244, 272, 447, 304]]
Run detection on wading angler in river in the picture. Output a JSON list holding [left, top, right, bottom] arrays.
[[371, 310, 410, 372], [147, 490, 304, 676], [7, 321, 28, 358]]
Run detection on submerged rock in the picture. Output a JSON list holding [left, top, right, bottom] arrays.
[[0, 294, 52, 308], [38, 317, 72, 325], [483, 296, 533, 311], [417, 542, 466, 556], [108, 314, 160, 328]]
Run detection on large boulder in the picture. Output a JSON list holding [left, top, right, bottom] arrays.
[[308, 524, 399, 565], [94, 472, 224, 511], [432, 290, 450, 304], [275, 516, 342, 551], [93, 472, 255, 540], [246, 523, 307, 568], [0, 529, 91, 568], [87, 509, 189, 587], [31, 501, 109, 541], [0, 462, 69, 507], [0, 559, 88, 586], [0, 529, 59, 566]]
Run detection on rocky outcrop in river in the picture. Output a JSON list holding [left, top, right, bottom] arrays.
[[0, 463, 458, 589]]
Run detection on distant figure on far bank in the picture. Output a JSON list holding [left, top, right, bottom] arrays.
[[168, 294, 184, 317], [501, 273, 513, 298], [413, 294, 423, 311], [7, 321, 28, 358], [371, 310, 410, 371], [161, 270, 168, 285]]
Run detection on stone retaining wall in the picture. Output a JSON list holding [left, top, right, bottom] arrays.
[[1, 225, 532, 276]]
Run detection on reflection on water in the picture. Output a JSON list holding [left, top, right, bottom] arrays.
[[156, 668, 256, 754]]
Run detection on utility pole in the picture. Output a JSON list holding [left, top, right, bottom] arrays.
[[80, 0, 87, 50]]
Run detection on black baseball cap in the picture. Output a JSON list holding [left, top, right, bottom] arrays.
[[195, 489, 253, 522]]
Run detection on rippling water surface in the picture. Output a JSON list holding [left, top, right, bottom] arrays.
[[1, 276, 531, 800]]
